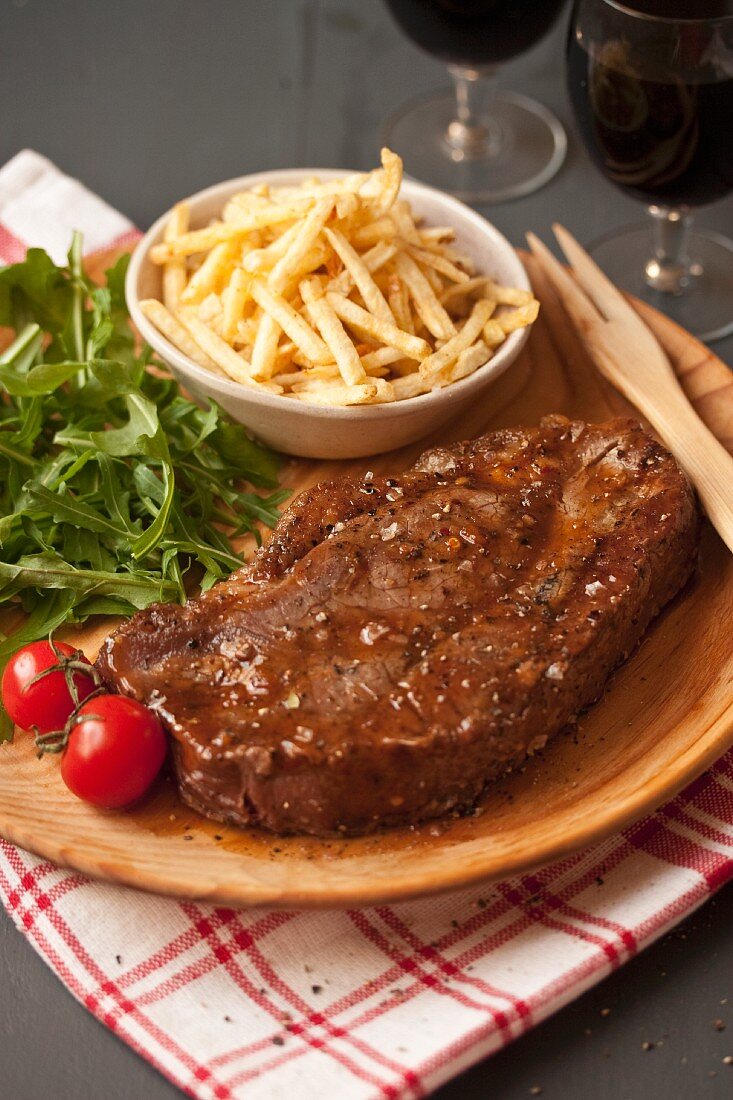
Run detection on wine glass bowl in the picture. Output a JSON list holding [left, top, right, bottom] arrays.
[[567, 0, 733, 342], [383, 0, 568, 203]]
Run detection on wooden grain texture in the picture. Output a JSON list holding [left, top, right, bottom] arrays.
[[1, 250, 732, 910], [528, 225, 733, 558]]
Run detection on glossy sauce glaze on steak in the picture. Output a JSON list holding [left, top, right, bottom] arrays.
[[97, 417, 700, 836]]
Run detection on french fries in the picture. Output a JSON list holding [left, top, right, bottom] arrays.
[[162, 201, 190, 310], [300, 278, 366, 386], [393, 252, 456, 342], [419, 299, 495, 378], [143, 149, 539, 406], [323, 228, 395, 326], [139, 299, 219, 372]]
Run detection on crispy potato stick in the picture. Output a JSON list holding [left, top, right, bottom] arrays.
[[292, 381, 380, 406], [236, 313, 262, 346], [162, 201, 190, 310], [258, 241, 330, 296], [483, 319, 506, 348], [292, 376, 395, 404], [490, 283, 536, 307], [497, 299, 540, 333], [177, 312, 261, 386], [150, 225, 241, 263], [271, 173, 369, 202], [139, 299, 221, 373], [363, 377, 395, 402], [440, 246, 476, 273], [269, 197, 334, 292], [270, 342, 298, 375], [300, 278, 367, 386], [270, 350, 293, 375], [419, 226, 456, 244], [326, 292, 430, 360], [222, 191, 272, 223], [437, 341, 491, 386], [241, 221, 305, 273], [389, 358, 421, 377], [440, 276, 493, 306], [416, 237, 477, 271], [150, 201, 312, 262], [360, 346, 403, 372], [324, 228, 395, 326], [328, 240, 397, 296], [391, 372, 431, 400], [181, 240, 239, 305], [275, 364, 341, 387], [394, 252, 456, 341], [335, 192, 359, 221], [390, 200, 422, 245], [248, 255, 296, 379], [298, 240, 331, 272], [145, 151, 539, 408], [373, 148, 403, 213], [250, 279, 332, 365], [351, 218, 397, 248], [386, 275, 413, 334], [245, 232, 327, 378], [408, 243, 470, 284], [221, 267, 253, 342], [418, 259, 443, 294], [419, 299, 495, 377], [362, 239, 399, 269], [250, 314, 282, 380], [197, 295, 224, 338]]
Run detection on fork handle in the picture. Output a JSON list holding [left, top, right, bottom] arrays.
[[619, 373, 733, 555]]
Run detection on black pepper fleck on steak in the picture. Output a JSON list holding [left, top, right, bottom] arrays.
[[96, 416, 700, 836]]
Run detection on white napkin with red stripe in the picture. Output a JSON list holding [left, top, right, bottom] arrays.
[[1, 149, 731, 1100]]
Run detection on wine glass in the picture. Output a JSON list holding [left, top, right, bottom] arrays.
[[382, 0, 568, 203], [567, 0, 733, 343]]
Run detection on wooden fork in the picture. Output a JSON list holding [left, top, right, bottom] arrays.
[[526, 224, 733, 556]]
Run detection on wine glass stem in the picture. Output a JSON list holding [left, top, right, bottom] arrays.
[[645, 205, 696, 295], [445, 65, 500, 160]]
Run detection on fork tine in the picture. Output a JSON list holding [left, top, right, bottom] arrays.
[[525, 232, 602, 332], [552, 223, 635, 323]]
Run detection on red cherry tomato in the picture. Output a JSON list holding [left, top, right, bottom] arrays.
[[60, 694, 167, 808], [1, 641, 96, 733]]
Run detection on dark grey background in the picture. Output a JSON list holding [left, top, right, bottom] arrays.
[[0, 2, 731, 1098]]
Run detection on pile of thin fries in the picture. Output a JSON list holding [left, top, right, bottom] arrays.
[[142, 149, 539, 406]]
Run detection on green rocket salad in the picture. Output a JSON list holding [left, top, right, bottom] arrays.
[[0, 234, 288, 738]]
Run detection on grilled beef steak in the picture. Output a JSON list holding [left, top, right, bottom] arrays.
[[97, 417, 700, 836]]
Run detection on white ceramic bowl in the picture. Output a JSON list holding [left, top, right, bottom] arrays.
[[126, 169, 533, 459]]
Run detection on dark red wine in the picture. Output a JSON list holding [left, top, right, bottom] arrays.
[[567, 8, 733, 206], [384, 0, 566, 67]]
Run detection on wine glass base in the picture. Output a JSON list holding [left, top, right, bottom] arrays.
[[382, 87, 567, 204], [588, 224, 733, 344]]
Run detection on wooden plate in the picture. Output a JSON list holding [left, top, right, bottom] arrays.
[[1, 252, 732, 909]]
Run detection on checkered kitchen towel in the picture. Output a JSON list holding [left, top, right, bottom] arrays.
[[1, 150, 732, 1100]]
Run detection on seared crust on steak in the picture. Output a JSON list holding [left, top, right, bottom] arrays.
[[97, 417, 700, 836]]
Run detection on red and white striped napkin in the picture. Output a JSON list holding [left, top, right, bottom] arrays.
[[1, 150, 732, 1100]]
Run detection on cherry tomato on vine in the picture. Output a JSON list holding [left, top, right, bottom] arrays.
[[60, 694, 167, 808], [1, 641, 96, 733]]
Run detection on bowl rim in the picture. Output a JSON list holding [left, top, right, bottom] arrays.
[[126, 168, 532, 421]]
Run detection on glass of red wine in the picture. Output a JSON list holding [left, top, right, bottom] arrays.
[[382, 0, 568, 203], [567, 0, 733, 342]]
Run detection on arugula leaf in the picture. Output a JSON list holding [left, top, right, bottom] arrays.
[[0, 249, 71, 332], [0, 235, 288, 740]]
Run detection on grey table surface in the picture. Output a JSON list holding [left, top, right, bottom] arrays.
[[0, 2, 732, 1098]]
